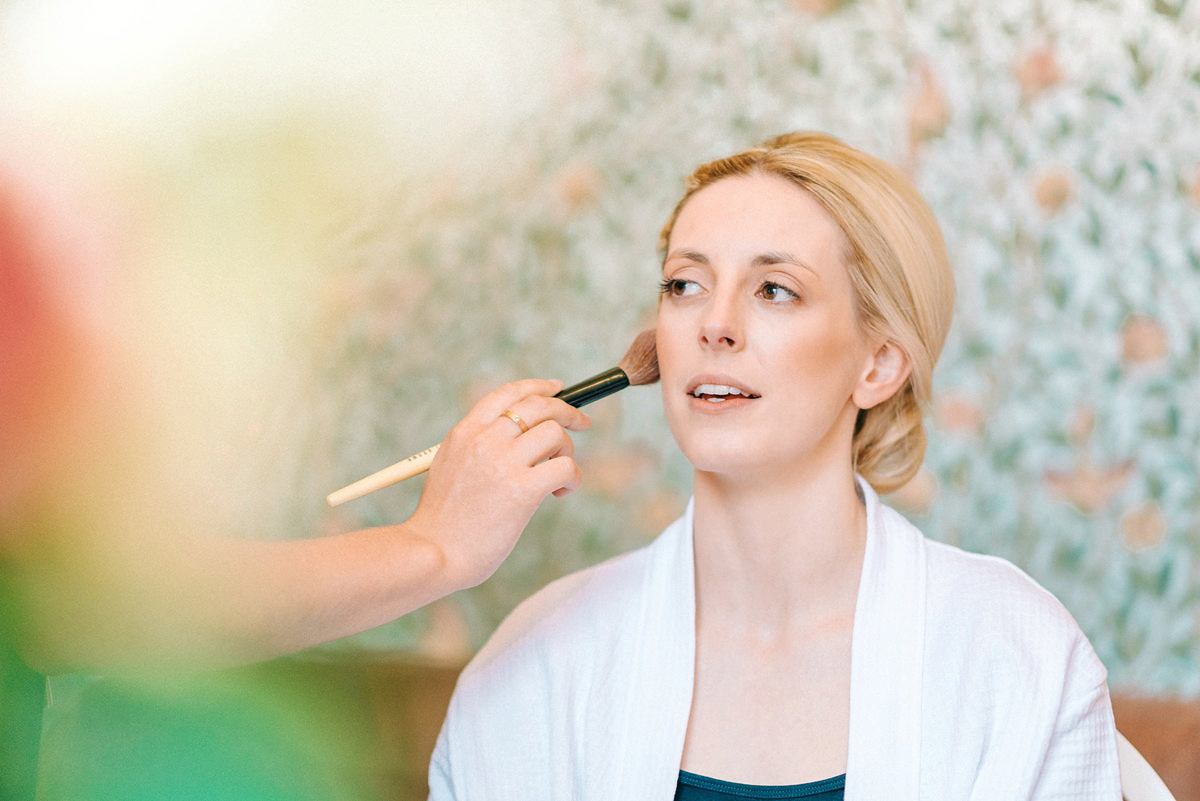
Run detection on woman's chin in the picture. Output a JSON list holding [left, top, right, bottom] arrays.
[[685, 448, 777, 482]]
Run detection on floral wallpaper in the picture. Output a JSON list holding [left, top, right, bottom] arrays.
[[8, 0, 1194, 698], [284, 0, 1200, 698]]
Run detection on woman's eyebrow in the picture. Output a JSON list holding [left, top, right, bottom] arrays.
[[753, 250, 817, 277], [663, 248, 818, 278], [663, 248, 709, 264]]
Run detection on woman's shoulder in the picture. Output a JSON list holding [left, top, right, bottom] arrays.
[[432, 511, 697, 793], [917, 531, 1106, 685], [468, 547, 649, 667], [872, 498, 1082, 640], [922, 536, 1074, 627], [455, 512, 690, 689]]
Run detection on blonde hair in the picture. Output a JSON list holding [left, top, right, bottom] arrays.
[[658, 132, 956, 494]]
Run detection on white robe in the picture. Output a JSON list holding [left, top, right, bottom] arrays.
[[429, 480, 1121, 799]]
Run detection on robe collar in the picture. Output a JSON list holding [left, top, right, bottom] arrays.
[[612, 479, 927, 800]]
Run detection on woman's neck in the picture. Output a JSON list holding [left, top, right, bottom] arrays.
[[690, 465, 867, 640]]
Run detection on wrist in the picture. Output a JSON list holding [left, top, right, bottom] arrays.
[[393, 518, 469, 598]]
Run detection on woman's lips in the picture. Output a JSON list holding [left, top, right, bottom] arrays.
[[686, 377, 761, 408]]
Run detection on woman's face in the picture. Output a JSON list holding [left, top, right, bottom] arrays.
[[656, 171, 875, 484]]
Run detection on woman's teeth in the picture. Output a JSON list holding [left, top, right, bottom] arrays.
[[691, 384, 755, 402]]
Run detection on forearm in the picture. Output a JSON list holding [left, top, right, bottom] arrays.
[[10, 378, 587, 675], [221, 522, 461, 661], [14, 521, 462, 674]]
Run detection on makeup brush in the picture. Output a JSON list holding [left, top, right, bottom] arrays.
[[325, 329, 659, 507]]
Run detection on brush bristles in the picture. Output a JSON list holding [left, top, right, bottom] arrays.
[[618, 329, 660, 386]]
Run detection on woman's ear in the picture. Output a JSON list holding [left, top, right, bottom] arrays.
[[853, 340, 912, 410]]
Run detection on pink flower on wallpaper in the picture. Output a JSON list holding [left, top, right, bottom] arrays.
[[793, 0, 840, 15], [416, 598, 473, 663], [1068, 403, 1096, 448], [1044, 460, 1134, 514], [888, 467, 938, 514], [637, 489, 688, 538], [1034, 169, 1073, 213], [1121, 314, 1169, 366], [1015, 46, 1062, 98], [935, 393, 985, 437], [1120, 501, 1167, 552], [556, 160, 605, 212], [580, 444, 657, 497], [908, 63, 950, 152]]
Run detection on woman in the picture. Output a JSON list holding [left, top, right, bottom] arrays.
[[428, 132, 1121, 800]]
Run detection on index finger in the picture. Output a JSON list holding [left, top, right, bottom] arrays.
[[466, 379, 565, 422], [511, 393, 593, 433]]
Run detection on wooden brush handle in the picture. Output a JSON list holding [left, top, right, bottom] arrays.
[[325, 363, 636, 507], [325, 444, 440, 507]]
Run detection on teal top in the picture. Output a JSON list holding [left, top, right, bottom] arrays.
[[674, 771, 846, 800]]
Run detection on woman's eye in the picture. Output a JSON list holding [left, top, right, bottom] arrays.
[[659, 278, 700, 297], [758, 281, 800, 302]]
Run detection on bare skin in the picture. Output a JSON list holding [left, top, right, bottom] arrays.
[[2, 161, 593, 676], [657, 172, 910, 783], [8, 379, 589, 674]]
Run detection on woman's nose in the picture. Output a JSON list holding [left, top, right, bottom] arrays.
[[698, 293, 742, 350]]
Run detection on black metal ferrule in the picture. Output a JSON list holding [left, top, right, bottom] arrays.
[[555, 367, 630, 408]]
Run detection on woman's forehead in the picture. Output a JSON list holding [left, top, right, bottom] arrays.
[[667, 173, 847, 261]]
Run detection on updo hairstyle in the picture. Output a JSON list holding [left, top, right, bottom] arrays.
[[657, 132, 956, 494]]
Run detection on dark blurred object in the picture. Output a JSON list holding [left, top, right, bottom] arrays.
[[1, 623, 45, 801], [36, 655, 390, 801], [288, 652, 465, 800]]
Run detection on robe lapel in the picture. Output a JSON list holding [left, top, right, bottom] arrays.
[[845, 479, 927, 800], [608, 500, 697, 801], [600, 486, 928, 800]]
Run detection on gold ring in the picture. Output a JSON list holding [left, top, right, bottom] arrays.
[[500, 409, 530, 434]]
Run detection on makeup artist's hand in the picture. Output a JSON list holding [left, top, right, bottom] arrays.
[[407, 379, 592, 590]]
